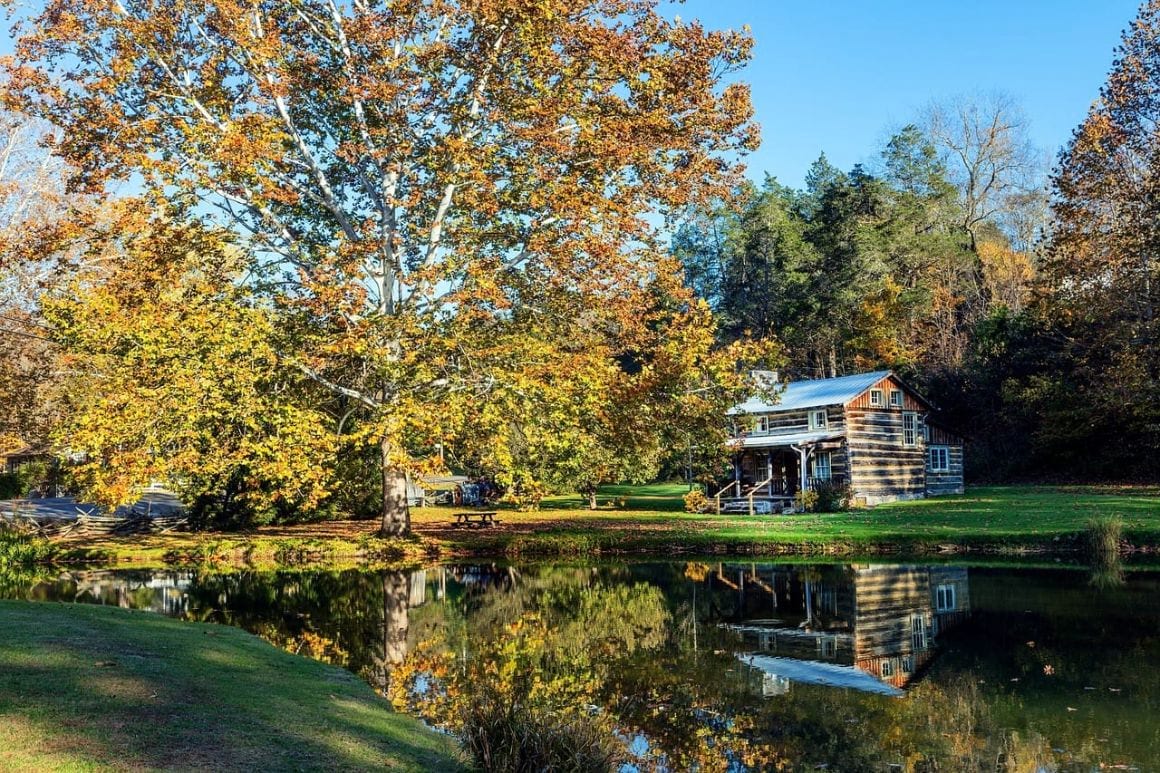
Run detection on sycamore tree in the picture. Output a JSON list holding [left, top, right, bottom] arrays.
[[453, 277, 755, 509], [0, 108, 73, 451], [40, 201, 336, 522], [5, 0, 759, 533]]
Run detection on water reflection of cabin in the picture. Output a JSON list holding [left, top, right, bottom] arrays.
[[722, 371, 965, 512], [712, 564, 971, 694]]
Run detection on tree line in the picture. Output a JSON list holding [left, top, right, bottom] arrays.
[[675, 2, 1160, 482]]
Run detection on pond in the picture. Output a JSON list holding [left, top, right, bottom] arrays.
[[6, 561, 1159, 771]]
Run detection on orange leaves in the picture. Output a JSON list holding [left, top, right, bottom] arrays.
[[977, 240, 1034, 313], [43, 206, 336, 513], [3, 0, 761, 515]]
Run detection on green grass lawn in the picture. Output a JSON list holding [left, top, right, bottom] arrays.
[[540, 481, 693, 511], [33, 484, 1160, 568], [415, 484, 1160, 556], [0, 601, 462, 772]]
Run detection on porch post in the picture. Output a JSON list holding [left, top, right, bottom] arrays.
[[799, 446, 809, 493]]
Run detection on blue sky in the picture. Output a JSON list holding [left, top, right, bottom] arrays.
[[661, 0, 1141, 187], [2, 1, 1138, 189]]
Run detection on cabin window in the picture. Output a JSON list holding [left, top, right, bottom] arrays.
[[809, 409, 828, 429], [818, 586, 837, 615], [880, 660, 894, 677], [757, 416, 769, 433], [869, 389, 883, 406], [936, 583, 956, 612], [902, 412, 918, 446], [813, 452, 832, 481], [929, 446, 950, 472], [889, 389, 903, 407], [901, 656, 914, 673], [911, 614, 927, 651]]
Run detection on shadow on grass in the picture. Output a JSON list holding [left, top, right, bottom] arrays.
[[538, 483, 691, 513], [0, 601, 462, 772]]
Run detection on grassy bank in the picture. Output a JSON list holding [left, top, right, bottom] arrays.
[[0, 600, 462, 772], [21, 485, 1160, 568], [417, 485, 1160, 558]]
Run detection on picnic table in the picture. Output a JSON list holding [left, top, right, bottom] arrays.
[[452, 511, 499, 528]]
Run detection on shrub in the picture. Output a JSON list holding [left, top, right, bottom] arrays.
[[794, 482, 852, 513], [1084, 515, 1123, 560], [812, 480, 852, 513], [0, 462, 70, 500], [0, 529, 57, 567], [17, 461, 53, 496], [0, 473, 22, 500], [499, 476, 545, 511], [460, 699, 619, 773], [794, 489, 818, 513], [682, 489, 710, 513]]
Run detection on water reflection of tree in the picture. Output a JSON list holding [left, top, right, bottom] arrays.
[[390, 564, 1077, 770], [109, 564, 1156, 770], [368, 572, 412, 693], [181, 570, 396, 673]]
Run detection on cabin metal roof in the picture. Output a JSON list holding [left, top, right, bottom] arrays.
[[730, 370, 893, 414], [730, 430, 844, 449]]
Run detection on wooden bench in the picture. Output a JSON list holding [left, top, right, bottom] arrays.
[[453, 511, 499, 528]]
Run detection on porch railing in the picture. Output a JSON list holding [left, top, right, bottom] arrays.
[[713, 474, 849, 514], [806, 475, 846, 490], [745, 476, 775, 515], [713, 480, 740, 514]]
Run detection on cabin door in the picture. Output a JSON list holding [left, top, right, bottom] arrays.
[[769, 450, 798, 495]]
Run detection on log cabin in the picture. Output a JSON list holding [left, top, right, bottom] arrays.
[[720, 370, 964, 512], [722, 563, 973, 695]]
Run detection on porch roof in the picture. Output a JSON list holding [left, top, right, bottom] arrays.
[[739, 654, 904, 696], [731, 430, 844, 449]]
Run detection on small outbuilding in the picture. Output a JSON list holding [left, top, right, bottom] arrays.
[[3, 445, 51, 475]]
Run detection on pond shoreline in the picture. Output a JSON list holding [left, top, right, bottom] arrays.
[[34, 521, 1160, 571], [6, 485, 1157, 570]]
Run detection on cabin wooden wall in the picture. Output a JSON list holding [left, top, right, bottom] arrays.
[[843, 376, 929, 504], [812, 440, 849, 484], [851, 566, 932, 661], [844, 408, 925, 505], [925, 445, 964, 496], [926, 424, 960, 446], [925, 424, 964, 496]]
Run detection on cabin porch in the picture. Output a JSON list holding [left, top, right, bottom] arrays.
[[715, 442, 847, 514]]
